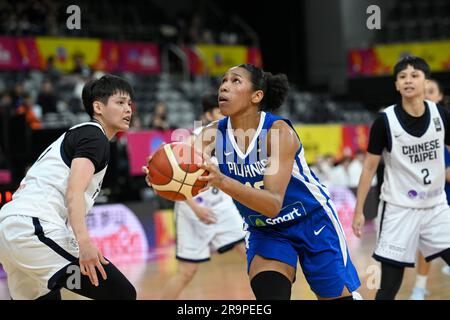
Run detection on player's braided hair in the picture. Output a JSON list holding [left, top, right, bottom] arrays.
[[82, 74, 135, 117], [238, 63, 289, 111]]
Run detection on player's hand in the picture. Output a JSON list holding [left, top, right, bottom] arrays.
[[193, 206, 217, 225], [198, 158, 225, 191], [352, 211, 365, 238], [142, 155, 153, 187], [78, 239, 109, 287]]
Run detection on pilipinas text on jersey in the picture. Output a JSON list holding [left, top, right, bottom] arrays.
[[215, 111, 334, 227]]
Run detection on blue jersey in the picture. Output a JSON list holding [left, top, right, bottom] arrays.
[[216, 111, 332, 227], [445, 147, 450, 205]]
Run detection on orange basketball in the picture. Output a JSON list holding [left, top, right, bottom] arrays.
[[146, 142, 209, 201]]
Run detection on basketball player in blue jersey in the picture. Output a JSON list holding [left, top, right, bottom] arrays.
[[0, 75, 136, 299], [160, 93, 246, 299], [352, 56, 450, 300], [193, 64, 361, 300]]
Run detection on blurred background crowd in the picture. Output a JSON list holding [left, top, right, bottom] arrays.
[[0, 0, 448, 208]]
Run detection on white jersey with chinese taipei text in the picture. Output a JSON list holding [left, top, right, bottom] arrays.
[[0, 122, 108, 227], [381, 100, 447, 208]]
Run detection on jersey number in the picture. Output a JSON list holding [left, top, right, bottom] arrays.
[[421, 169, 431, 185], [245, 181, 264, 190]]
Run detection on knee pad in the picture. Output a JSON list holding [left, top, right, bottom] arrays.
[[36, 289, 62, 300], [250, 271, 292, 300]]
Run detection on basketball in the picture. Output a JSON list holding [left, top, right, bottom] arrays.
[[146, 142, 209, 201]]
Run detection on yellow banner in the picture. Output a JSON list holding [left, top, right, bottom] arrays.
[[375, 41, 450, 73], [35, 36, 101, 72], [294, 124, 343, 164], [196, 45, 248, 76]]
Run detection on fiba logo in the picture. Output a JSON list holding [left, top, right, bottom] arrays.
[[66, 5, 81, 30]]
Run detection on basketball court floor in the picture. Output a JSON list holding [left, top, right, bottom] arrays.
[[1, 224, 449, 300]]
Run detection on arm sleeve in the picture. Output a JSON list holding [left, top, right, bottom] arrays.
[[367, 114, 388, 155], [64, 126, 109, 173]]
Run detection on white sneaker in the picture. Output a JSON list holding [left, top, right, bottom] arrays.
[[352, 291, 363, 300], [409, 287, 429, 300], [442, 265, 450, 276]]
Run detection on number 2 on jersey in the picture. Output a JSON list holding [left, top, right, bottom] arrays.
[[421, 168, 431, 185]]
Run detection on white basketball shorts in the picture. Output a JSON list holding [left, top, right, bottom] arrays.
[[174, 203, 246, 262], [373, 201, 450, 267], [0, 215, 79, 299]]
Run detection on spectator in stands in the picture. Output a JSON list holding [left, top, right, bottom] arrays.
[[71, 52, 91, 77], [129, 102, 143, 131], [148, 102, 169, 130], [329, 156, 352, 187], [37, 80, 58, 115], [10, 82, 25, 109], [44, 56, 61, 82], [310, 155, 330, 186], [315, 153, 335, 187], [16, 92, 42, 130], [348, 150, 377, 188], [0, 92, 13, 117]]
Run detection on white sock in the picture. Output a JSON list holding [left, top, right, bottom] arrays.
[[415, 275, 428, 289]]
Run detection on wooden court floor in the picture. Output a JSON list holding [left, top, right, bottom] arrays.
[[1, 227, 449, 300]]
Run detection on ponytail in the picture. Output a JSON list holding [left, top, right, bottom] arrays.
[[238, 64, 289, 111]]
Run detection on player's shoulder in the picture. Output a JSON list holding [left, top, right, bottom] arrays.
[[271, 119, 291, 130], [68, 122, 107, 139], [270, 119, 300, 151]]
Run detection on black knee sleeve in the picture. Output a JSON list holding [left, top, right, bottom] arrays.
[[56, 260, 137, 300], [36, 289, 62, 300], [333, 295, 354, 300], [375, 262, 404, 300], [441, 249, 450, 265], [250, 271, 292, 300]]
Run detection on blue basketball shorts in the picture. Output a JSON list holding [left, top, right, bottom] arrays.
[[245, 202, 361, 298]]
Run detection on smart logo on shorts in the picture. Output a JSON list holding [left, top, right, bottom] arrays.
[[247, 202, 306, 226]]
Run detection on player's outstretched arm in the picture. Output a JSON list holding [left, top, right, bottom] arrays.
[[199, 121, 298, 218], [66, 158, 109, 286], [352, 152, 381, 237]]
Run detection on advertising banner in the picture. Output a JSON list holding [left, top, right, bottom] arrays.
[[328, 186, 360, 247], [348, 40, 450, 77], [35, 36, 101, 71], [247, 47, 263, 68], [16, 37, 41, 69], [0, 36, 22, 70], [154, 209, 175, 247], [119, 42, 160, 74], [342, 124, 370, 157], [87, 204, 148, 265], [94, 40, 120, 72], [195, 45, 248, 76], [125, 129, 191, 176], [294, 124, 343, 164]]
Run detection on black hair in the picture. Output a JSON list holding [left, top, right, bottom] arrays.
[[393, 56, 430, 79], [81, 74, 135, 117], [238, 64, 289, 111], [202, 92, 219, 114]]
